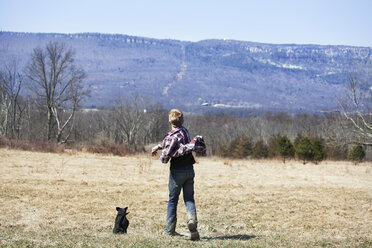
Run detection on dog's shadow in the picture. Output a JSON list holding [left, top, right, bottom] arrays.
[[203, 234, 257, 241]]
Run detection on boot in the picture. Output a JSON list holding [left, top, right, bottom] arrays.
[[187, 213, 200, 241], [165, 221, 177, 236]]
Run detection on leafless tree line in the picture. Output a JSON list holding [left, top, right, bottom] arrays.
[[71, 98, 168, 152]]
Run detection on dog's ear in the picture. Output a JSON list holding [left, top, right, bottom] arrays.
[[124, 207, 128, 211], [116, 207, 121, 211]]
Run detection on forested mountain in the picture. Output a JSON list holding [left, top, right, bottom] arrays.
[[1, 31, 371, 112]]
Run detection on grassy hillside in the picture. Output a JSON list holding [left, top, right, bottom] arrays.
[[0, 149, 371, 247]]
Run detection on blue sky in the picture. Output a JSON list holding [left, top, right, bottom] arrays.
[[1, 0, 371, 46]]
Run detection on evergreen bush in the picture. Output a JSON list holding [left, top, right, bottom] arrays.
[[296, 136, 314, 164], [277, 135, 295, 163], [230, 135, 253, 158], [268, 133, 282, 158], [252, 139, 269, 159], [216, 144, 230, 158], [312, 138, 325, 163], [348, 145, 365, 164], [217, 135, 253, 158], [293, 133, 304, 148]]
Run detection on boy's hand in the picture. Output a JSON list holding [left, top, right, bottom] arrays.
[[151, 146, 159, 156]]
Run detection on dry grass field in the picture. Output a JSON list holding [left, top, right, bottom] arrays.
[[0, 148, 371, 247]]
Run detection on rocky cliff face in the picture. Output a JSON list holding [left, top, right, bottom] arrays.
[[1, 32, 371, 112]]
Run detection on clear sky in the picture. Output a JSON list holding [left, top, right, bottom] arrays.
[[1, 0, 371, 47]]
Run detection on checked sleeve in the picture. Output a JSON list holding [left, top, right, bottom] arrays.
[[173, 135, 206, 157]]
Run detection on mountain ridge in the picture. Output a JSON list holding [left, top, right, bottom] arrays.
[[1, 31, 371, 112]]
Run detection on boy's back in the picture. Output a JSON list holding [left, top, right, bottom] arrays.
[[159, 126, 196, 169]]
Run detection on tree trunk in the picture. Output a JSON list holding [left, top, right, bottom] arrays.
[[47, 108, 53, 141]]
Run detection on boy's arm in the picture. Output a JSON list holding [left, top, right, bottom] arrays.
[[160, 136, 177, 163], [172, 135, 207, 157], [151, 141, 164, 156], [151, 144, 161, 156]]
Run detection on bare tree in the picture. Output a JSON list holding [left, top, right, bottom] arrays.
[[0, 73, 10, 137], [340, 75, 372, 146], [114, 95, 149, 151], [27, 42, 88, 143], [140, 103, 168, 146], [0, 61, 25, 139]]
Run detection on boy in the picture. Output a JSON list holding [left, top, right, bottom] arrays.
[[152, 109, 205, 241]]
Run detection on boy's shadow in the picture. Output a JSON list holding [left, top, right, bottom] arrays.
[[203, 234, 257, 241]]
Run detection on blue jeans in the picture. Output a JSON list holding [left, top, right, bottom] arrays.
[[166, 169, 196, 233]]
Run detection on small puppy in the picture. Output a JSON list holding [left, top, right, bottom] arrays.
[[113, 206, 129, 234]]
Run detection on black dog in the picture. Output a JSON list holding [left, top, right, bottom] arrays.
[[113, 207, 129, 234]]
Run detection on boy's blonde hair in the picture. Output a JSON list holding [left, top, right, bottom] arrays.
[[169, 109, 184, 127]]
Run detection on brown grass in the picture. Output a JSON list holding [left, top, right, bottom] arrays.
[[0, 149, 371, 247]]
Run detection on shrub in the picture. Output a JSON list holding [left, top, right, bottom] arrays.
[[32, 141, 65, 153], [295, 136, 314, 164], [87, 143, 131, 156], [0, 138, 6, 148], [252, 139, 269, 159], [216, 144, 230, 158], [326, 143, 349, 160], [277, 135, 295, 163], [268, 133, 282, 158], [231, 135, 253, 158], [312, 138, 325, 163], [0, 138, 64, 153], [293, 133, 304, 148], [348, 145, 365, 164], [216, 135, 253, 159]]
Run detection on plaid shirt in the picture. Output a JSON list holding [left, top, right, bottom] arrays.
[[159, 126, 206, 163], [159, 126, 191, 163]]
